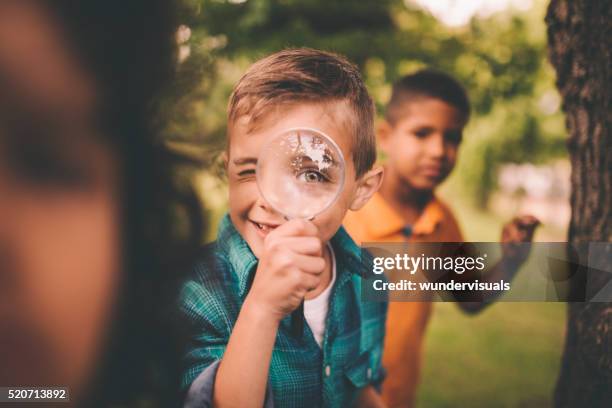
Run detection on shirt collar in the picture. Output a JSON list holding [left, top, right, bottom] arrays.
[[362, 193, 405, 238], [216, 215, 259, 298], [412, 198, 445, 235], [216, 214, 366, 298], [363, 192, 445, 238], [330, 224, 369, 283]]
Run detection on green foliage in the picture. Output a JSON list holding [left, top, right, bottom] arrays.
[[170, 0, 566, 208]]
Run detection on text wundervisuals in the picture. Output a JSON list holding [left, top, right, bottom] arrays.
[[372, 279, 510, 292]]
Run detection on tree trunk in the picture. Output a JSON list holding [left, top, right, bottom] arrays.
[[545, 0, 612, 406]]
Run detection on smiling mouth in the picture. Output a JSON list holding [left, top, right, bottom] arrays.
[[422, 169, 442, 177], [251, 220, 280, 233], [420, 165, 444, 177]]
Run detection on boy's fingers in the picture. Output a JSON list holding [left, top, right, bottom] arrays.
[[502, 223, 519, 239], [515, 215, 541, 229], [504, 219, 539, 243], [518, 218, 540, 241], [292, 254, 326, 274], [272, 237, 323, 256], [501, 215, 540, 243], [273, 218, 318, 238], [298, 273, 321, 292]]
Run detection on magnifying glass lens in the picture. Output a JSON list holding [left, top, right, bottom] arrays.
[[257, 128, 346, 220]]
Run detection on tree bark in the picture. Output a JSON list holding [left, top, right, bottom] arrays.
[[546, 0, 611, 406]]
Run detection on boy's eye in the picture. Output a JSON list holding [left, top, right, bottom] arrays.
[[413, 128, 432, 138], [296, 169, 329, 184], [237, 169, 255, 178], [445, 130, 463, 145]]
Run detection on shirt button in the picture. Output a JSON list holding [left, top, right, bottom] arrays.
[[367, 368, 372, 380], [325, 365, 331, 377]]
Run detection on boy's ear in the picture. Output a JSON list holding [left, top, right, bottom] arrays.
[[349, 166, 384, 211], [215, 150, 229, 180]]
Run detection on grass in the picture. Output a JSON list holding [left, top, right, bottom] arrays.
[[414, 183, 567, 407], [417, 302, 565, 407]]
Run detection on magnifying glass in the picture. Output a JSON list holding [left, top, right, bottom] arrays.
[[256, 127, 346, 336]]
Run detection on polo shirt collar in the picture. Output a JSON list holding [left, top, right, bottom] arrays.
[[363, 193, 405, 238], [363, 192, 445, 238], [413, 199, 444, 235]]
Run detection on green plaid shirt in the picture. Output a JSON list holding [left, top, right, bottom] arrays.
[[180, 214, 387, 408]]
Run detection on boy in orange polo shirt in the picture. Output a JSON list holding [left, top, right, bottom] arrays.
[[343, 70, 539, 408]]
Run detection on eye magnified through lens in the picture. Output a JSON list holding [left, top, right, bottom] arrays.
[[256, 127, 346, 220]]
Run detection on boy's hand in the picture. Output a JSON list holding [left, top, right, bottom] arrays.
[[245, 219, 325, 322], [500, 215, 540, 266]]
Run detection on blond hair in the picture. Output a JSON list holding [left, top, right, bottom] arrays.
[[228, 48, 376, 177]]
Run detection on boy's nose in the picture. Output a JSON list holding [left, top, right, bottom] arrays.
[[255, 196, 282, 217], [427, 133, 446, 158]]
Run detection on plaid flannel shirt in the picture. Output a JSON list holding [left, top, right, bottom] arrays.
[[180, 214, 387, 408]]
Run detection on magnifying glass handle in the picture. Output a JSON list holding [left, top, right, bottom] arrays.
[[291, 302, 304, 338], [286, 214, 312, 339]]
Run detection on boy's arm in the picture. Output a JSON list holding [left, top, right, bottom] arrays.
[[180, 275, 246, 408], [213, 219, 325, 408], [213, 299, 279, 407], [457, 215, 540, 313]]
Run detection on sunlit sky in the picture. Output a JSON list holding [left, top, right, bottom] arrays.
[[410, 0, 533, 26]]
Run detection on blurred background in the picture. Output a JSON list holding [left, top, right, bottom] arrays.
[[166, 0, 569, 406]]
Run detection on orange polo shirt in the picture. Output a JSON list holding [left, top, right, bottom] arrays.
[[343, 192, 463, 408]]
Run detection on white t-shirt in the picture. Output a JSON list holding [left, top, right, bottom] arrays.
[[304, 244, 336, 348]]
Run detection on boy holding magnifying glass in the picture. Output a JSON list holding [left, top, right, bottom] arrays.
[[180, 48, 386, 407]]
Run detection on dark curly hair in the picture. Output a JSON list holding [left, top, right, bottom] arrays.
[[46, 1, 204, 406]]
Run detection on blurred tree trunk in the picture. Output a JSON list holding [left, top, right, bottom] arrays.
[[546, 0, 611, 407]]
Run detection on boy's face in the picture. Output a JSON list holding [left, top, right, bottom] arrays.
[[228, 103, 366, 257], [380, 98, 466, 191]]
